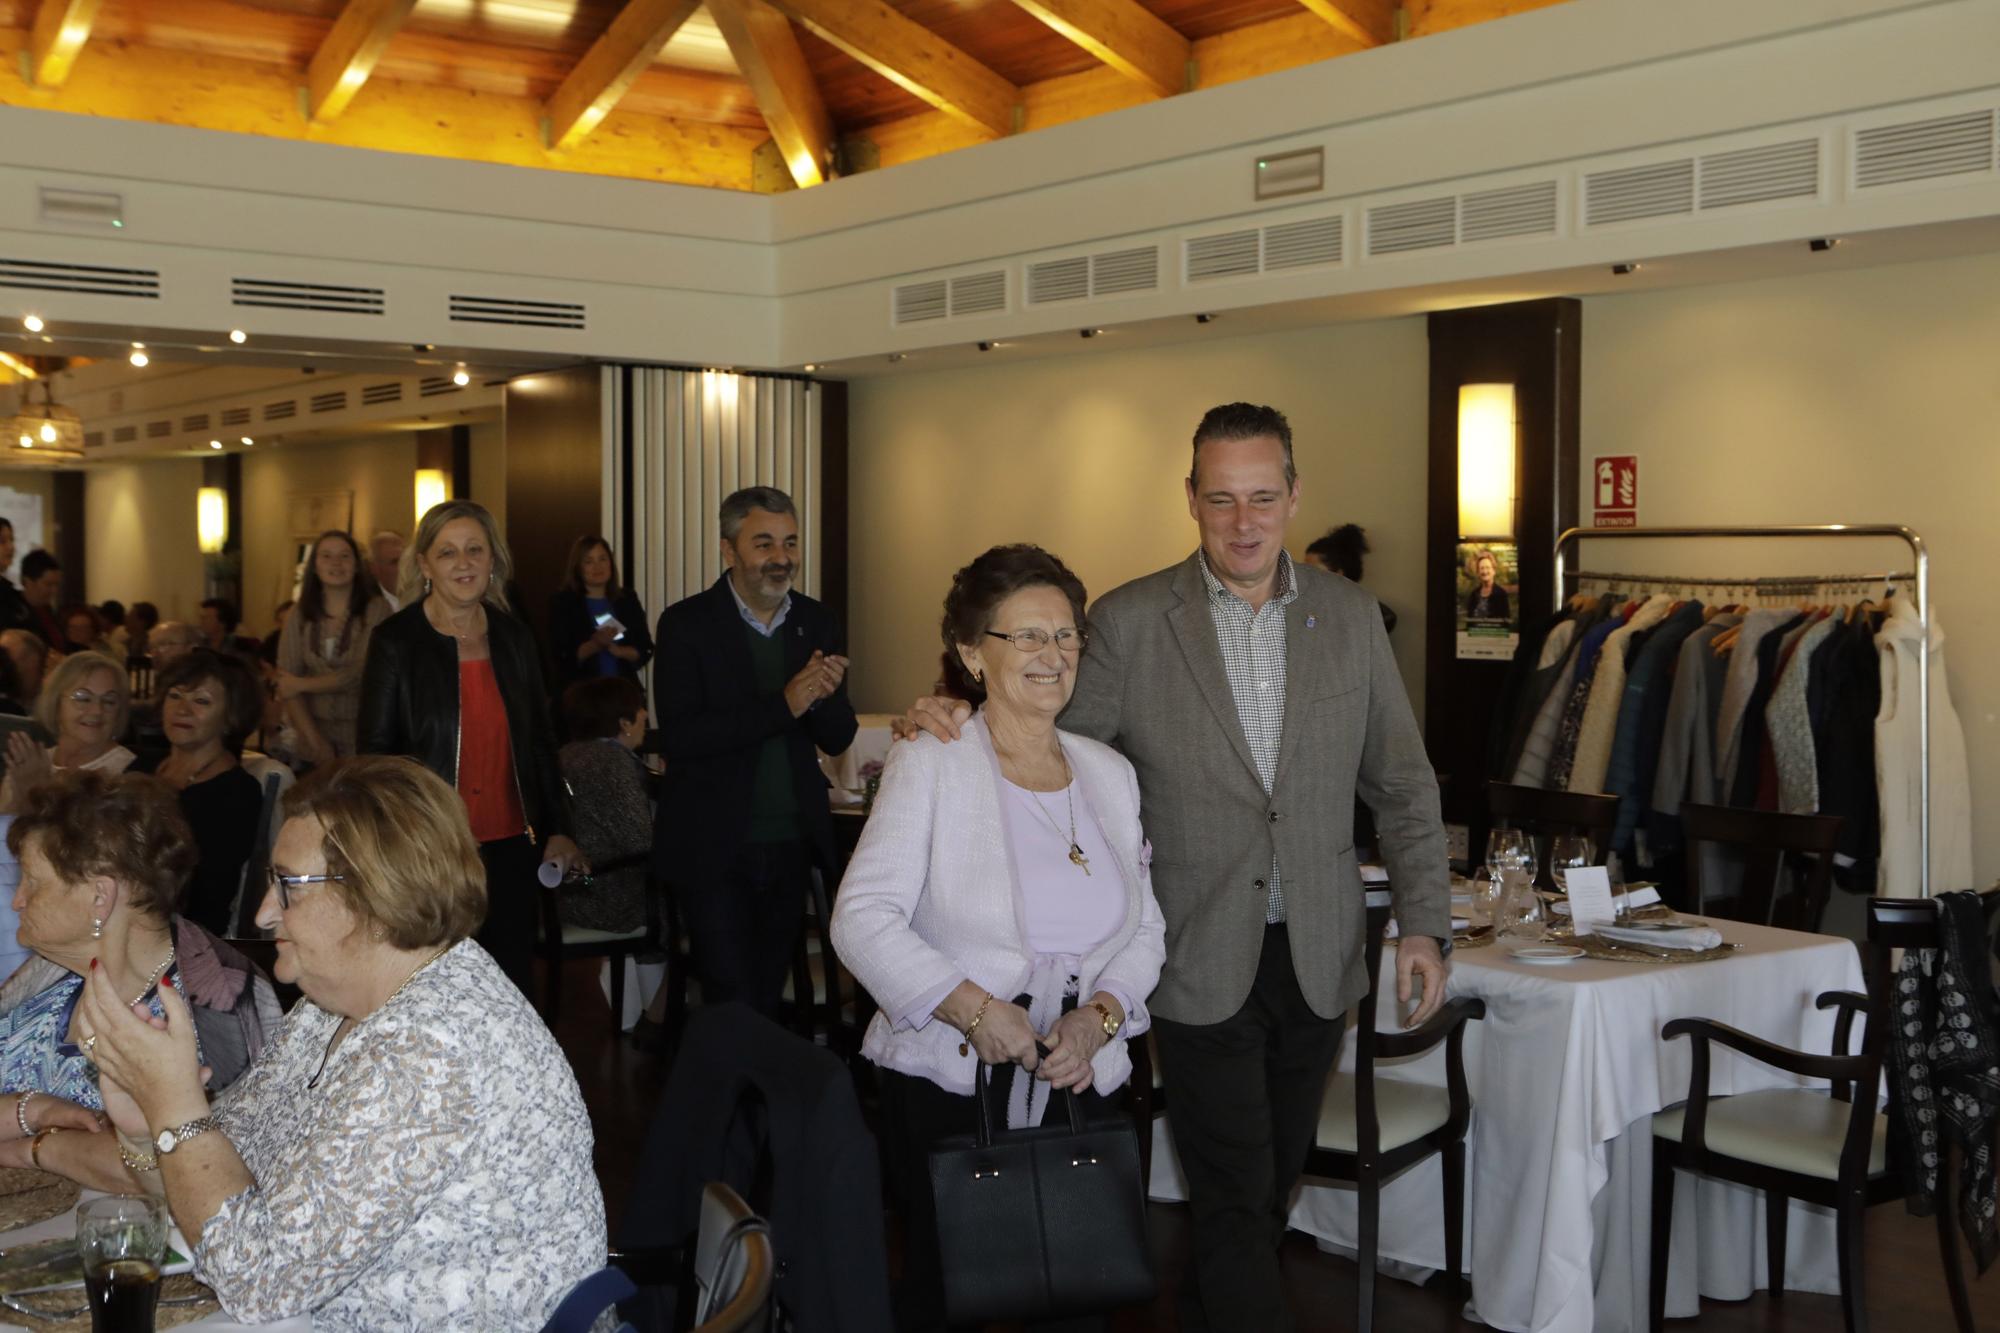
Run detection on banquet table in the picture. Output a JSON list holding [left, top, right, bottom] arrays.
[[1148, 916, 1866, 1333], [820, 712, 898, 796], [0, 1195, 309, 1333]]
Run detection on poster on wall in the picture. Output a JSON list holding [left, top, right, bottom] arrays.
[[1455, 542, 1520, 661], [0, 488, 45, 579], [1593, 455, 1638, 527]]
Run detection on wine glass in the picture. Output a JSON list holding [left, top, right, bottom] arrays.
[[1486, 829, 1533, 886], [1549, 835, 1592, 894]]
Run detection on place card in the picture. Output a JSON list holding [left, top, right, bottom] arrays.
[[1563, 866, 1616, 936]]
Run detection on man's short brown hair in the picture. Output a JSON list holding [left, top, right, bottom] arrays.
[[7, 770, 195, 920], [280, 756, 486, 950]]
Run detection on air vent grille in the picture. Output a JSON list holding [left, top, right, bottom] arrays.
[[180, 414, 209, 433], [310, 391, 348, 414], [419, 376, 461, 397], [1186, 230, 1261, 282], [1367, 197, 1456, 256], [1090, 247, 1158, 296], [1697, 139, 1819, 210], [448, 293, 585, 330], [0, 257, 159, 298], [1584, 160, 1694, 226], [1026, 257, 1088, 305], [1262, 216, 1342, 271], [948, 271, 1006, 317], [231, 278, 385, 315], [892, 280, 947, 325], [112, 426, 136, 444], [1854, 111, 1997, 188], [263, 400, 297, 421], [219, 407, 252, 427], [360, 382, 403, 406], [83, 431, 102, 449], [1459, 181, 1558, 243], [145, 420, 171, 439]]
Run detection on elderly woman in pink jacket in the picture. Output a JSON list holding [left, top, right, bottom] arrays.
[[831, 543, 1165, 1331]]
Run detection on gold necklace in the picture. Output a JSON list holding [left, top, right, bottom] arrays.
[[1019, 754, 1091, 877]]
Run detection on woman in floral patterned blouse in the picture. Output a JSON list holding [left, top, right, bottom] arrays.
[[67, 756, 607, 1332]]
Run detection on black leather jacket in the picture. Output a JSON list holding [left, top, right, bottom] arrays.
[[357, 600, 571, 842]]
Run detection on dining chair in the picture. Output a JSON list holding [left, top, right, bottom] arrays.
[[1485, 781, 1620, 889], [1647, 890, 1999, 1333], [1678, 803, 1843, 932], [1301, 892, 1486, 1332], [687, 1181, 775, 1333], [537, 859, 662, 1030]]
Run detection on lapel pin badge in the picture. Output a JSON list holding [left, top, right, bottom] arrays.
[[1305, 615, 1317, 629]]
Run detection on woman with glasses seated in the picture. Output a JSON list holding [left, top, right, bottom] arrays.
[[830, 544, 1166, 1329], [60, 756, 605, 1331], [0, 769, 277, 1143], [0, 651, 137, 812]]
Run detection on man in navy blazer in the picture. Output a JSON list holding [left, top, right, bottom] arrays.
[[653, 486, 857, 1016]]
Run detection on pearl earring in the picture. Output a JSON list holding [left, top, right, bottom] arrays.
[[91, 918, 102, 940]]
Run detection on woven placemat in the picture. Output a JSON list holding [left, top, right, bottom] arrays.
[[4, 1273, 218, 1329], [0, 1170, 78, 1235], [1452, 925, 1497, 951], [1567, 935, 1740, 965]]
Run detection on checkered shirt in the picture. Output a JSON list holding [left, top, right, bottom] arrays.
[[1198, 548, 1299, 924]]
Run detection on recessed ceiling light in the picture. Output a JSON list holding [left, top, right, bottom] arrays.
[[802, 364, 818, 372], [228, 329, 247, 344], [21, 316, 42, 333], [452, 368, 470, 386], [240, 436, 253, 446], [128, 351, 148, 367], [209, 440, 223, 449]]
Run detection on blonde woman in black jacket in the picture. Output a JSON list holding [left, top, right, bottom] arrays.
[[357, 499, 581, 995]]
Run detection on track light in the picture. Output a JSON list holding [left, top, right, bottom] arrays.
[[129, 344, 148, 367], [976, 341, 995, 352], [1809, 237, 1840, 253], [886, 352, 906, 364], [1080, 328, 1103, 339], [1612, 263, 1641, 276], [21, 316, 42, 333], [1195, 313, 1215, 324], [228, 329, 247, 344]]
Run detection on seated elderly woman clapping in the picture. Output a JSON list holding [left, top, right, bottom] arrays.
[[830, 544, 1166, 1329], [0, 770, 277, 1140], [67, 756, 606, 1331]]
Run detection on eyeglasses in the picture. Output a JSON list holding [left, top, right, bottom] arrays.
[[65, 689, 123, 708], [268, 868, 344, 910], [984, 628, 1087, 653]]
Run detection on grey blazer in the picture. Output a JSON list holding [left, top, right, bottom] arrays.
[[1061, 553, 1450, 1025]]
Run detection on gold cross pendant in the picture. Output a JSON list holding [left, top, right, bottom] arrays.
[[1069, 845, 1092, 876]]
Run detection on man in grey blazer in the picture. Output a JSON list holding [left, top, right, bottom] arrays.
[[912, 403, 1450, 1331]]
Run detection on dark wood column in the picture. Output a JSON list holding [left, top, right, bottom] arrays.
[[504, 366, 602, 649], [50, 472, 84, 606], [1423, 299, 1581, 842]]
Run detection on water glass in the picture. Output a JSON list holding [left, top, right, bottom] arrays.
[[77, 1194, 167, 1333], [1466, 866, 1499, 930], [1549, 835, 1592, 894], [1494, 871, 1545, 941], [1487, 829, 1533, 882]]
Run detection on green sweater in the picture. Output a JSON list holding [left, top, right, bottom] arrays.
[[743, 621, 801, 844]]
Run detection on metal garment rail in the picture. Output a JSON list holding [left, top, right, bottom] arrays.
[[1553, 524, 1931, 898]]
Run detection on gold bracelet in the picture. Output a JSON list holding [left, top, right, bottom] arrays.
[[118, 1140, 160, 1174], [28, 1126, 60, 1171], [957, 992, 995, 1058]]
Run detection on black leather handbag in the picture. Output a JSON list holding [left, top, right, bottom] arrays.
[[926, 1062, 1155, 1323]]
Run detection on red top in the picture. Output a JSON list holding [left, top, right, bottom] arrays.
[[458, 660, 526, 843]]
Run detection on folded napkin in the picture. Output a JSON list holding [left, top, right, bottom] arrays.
[[1593, 922, 1724, 952], [1550, 885, 1662, 917]]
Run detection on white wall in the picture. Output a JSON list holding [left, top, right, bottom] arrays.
[[847, 317, 1430, 715], [84, 460, 204, 622], [240, 433, 419, 631]]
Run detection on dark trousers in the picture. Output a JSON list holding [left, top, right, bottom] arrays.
[[879, 1064, 1115, 1333], [476, 833, 542, 998], [1152, 924, 1346, 1333], [678, 839, 812, 1017]]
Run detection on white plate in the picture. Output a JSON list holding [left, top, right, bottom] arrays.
[[1509, 945, 1586, 964]]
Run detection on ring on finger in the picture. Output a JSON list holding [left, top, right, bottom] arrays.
[[82, 1034, 97, 1058]]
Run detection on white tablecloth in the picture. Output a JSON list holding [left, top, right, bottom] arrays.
[[1149, 919, 1865, 1333], [0, 1195, 309, 1332]]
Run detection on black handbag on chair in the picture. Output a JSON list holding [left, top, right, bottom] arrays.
[[926, 1061, 1155, 1323]]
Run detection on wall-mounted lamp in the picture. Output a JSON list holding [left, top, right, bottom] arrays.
[[1457, 383, 1518, 540], [197, 486, 229, 555], [414, 468, 451, 520]]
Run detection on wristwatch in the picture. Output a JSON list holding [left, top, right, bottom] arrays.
[[154, 1115, 218, 1156], [1431, 935, 1456, 959], [1088, 1001, 1122, 1038]]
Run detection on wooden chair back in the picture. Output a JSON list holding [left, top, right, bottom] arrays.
[[1485, 782, 1620, 889], [1680, 803, 1843, 932], [690, 1182, 774, 1333]]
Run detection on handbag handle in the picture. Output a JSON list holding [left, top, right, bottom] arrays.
[[971, 1042, 1085, 1147]]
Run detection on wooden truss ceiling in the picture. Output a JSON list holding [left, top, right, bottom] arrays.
[[0, 0, 1569, 193]]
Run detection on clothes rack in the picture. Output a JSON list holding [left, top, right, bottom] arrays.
[[1553, 525, 1932, 896]]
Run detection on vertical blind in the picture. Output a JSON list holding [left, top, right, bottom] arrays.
[[602, 366, 823, 623]]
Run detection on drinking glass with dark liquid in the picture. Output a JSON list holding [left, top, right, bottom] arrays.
[[76, 1195, 168, 1333]]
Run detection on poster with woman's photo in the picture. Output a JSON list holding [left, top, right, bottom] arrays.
[[1455, 543, 1520, 660]]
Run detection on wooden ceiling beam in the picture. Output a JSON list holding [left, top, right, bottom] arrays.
[[305, 0, 421, 123], [1295, 0, 1396, 46], [709, 0, 834, 188], [772, 0, 1017, 138], [545, 0, 704, 152], [26, 0, 104, 89], [1007, 0, 1189, 99]]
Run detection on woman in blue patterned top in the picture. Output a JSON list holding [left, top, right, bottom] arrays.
[[0, 770, 279, 1130]]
